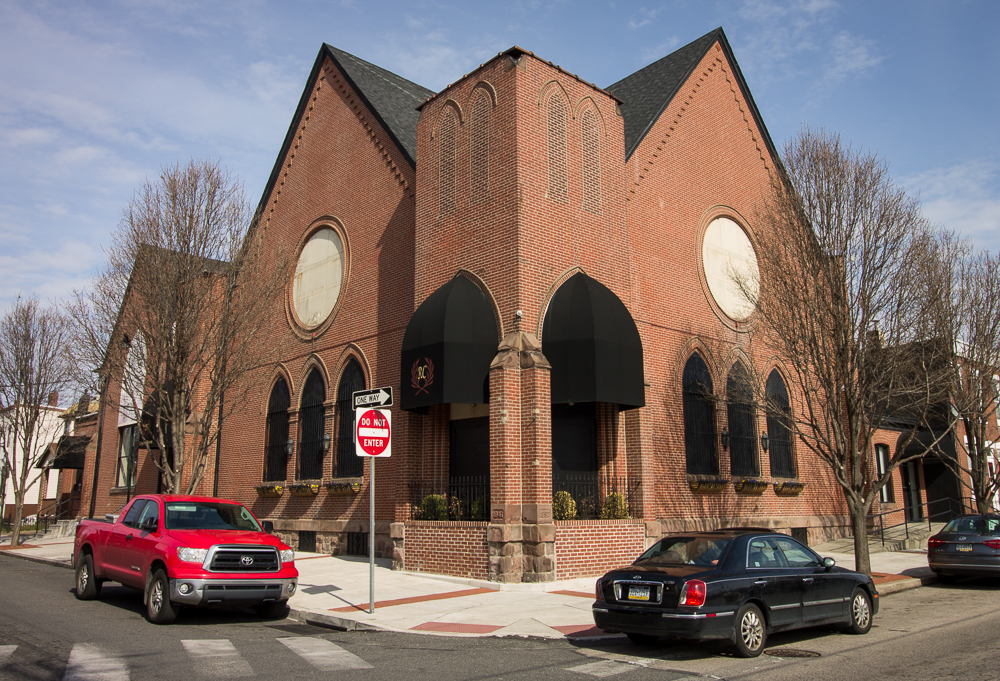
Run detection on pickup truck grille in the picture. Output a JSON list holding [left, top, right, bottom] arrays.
[[208, 547, 280, 573]]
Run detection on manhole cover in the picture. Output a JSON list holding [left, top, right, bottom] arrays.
[[764, 648, 821, 658]]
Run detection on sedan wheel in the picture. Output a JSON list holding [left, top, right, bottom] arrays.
[[845, 588, 872, 635], [733, 603, 766, 657]]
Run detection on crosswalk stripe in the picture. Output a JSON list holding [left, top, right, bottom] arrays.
[[181, 640, 253, 678], [567, 660, 637, 677], [277, 637, 373, 671], [63, 643, 129, 681], [0, 646, 16, 663]]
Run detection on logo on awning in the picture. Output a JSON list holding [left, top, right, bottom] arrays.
[[411, 358, 435, 395]]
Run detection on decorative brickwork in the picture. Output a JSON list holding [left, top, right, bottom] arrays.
[[470, 91, 490, 204], [438, 107, 458, 216], [546, 92, 569, 203], [581, 108, 601, 214]]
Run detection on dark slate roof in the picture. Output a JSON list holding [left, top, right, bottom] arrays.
[[606, 27, 778, 163], [323, 45, 434, 165]]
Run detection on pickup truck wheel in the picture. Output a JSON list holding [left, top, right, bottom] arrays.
[[146, 570, 179, 624], [254, 600, 289, 620], [74, 554, 102, 600]]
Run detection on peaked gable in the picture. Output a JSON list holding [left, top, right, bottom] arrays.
[[607, 27, 778, 164]]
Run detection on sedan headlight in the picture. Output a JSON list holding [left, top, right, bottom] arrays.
[[177, 547, 209, 563], [280, 549, 294, 564]]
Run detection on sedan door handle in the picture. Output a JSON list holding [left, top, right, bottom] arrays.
[[802, 577, 814, 584], [753, 580, 768, 586]]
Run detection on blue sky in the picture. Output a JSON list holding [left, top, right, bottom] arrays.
[[1, 0, 997, 313]]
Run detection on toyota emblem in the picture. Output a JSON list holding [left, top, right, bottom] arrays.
[[241, 556, 254, 566]]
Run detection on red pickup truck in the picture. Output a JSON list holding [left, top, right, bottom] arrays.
[[73, 494, 298, 624]]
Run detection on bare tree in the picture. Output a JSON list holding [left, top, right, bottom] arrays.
[[930, 234, 1000, 512], [0, 296, 73, 547], [67, 159, 290, 495], [739, 127, 952, 575]]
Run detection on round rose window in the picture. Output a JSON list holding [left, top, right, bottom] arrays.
[[701, 217, 759, 320], [292, 227, 344, 328]]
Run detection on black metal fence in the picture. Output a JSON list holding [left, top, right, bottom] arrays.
[[409, 477, 490, 521], [552, 472, 641, 519]]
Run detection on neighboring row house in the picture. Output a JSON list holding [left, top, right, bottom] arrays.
[[78, 28, 974, 582]]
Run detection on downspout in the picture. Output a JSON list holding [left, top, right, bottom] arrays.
[[88, 375, 108, 519]]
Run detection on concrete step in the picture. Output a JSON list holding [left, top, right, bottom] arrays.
[[42, 519, 79, 539]]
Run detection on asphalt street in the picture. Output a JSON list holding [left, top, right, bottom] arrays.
[[2, 554, 998, 680]]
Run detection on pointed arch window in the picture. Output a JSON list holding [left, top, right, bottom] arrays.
[[298, 370, 326, 480], [727, 363, 759, 477], [470, 91, 490, 204], [335, 359, 366, 478], [581, 109, 601, 214], [264, 378, 290, 482], [439, 107, 457, 215], [546, 93, 568, 203], [766, 370, 795, 478], [683, 353, 718, 475]]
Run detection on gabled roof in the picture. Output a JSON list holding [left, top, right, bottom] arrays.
[[606, 27, 778, 163], [255, 45, 434, 222]]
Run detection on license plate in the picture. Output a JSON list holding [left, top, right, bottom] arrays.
[[957, 544, 973, 552], [628, 585, 651, 601]]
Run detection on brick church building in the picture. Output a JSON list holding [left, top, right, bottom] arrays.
[[82, 28, 856, 583]]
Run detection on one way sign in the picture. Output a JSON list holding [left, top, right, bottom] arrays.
[[353, 387, 393, 409]]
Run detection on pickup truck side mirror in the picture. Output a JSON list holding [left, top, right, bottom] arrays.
[[262, 520, 274, 534], [140, 517, 158, 533]]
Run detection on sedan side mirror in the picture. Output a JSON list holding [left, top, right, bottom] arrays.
[[262, 520, 274, 534], [823, 557, 836, 570]]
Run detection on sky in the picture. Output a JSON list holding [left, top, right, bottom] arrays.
[[1, 0, 998, 314]]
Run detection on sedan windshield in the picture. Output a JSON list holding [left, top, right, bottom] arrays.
[[164, 501, 262, 531], [942, 516, 1000, 536], [635, 536, 731, 566]]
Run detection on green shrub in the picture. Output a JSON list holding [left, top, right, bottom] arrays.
[[552, 490, 577, 520], [418, 494, 448, 521], [599, 492, 629, 519], [470, 496, 488, 520]]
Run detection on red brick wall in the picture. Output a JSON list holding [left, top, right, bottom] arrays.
[[556, 520, 646, 580], [403, 521, 489, 579]]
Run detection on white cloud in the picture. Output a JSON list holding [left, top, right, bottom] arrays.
[[902, 160, 1000, 254], [825, 31, 882, 81]]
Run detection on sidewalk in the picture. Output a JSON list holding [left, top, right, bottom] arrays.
[[0, 532, 934, 639]]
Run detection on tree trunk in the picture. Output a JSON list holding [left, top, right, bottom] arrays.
[[851, 505, 872, 576], [9, 490, 24, 548]]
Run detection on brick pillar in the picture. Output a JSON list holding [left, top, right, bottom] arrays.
[[488, 339, 522, 583]]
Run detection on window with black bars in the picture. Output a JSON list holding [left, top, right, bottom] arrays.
[[875, 444, 894, 503], [298, 370, 326, 480], [727, 363, 759, 477], [765, 370, 795, 478], [335, 359, 365, 478], [682, 353, 718, 475], [264, 378, 290, 481]]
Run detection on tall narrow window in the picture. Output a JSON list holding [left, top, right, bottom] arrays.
[[683, 353, 718, 475], [335, 359, 366, 478], [470, 91, 490, 204], [581, 109, 601, 214], [727, 363, 759, 477], [298, 370, 326, 480], [765, 370, 795, 478], [546, 93, 568, 203], [875, 444, 894, 503], [264, 378, 290, 482], [438, 107, 457, 216], [116, 424, 139, 488]]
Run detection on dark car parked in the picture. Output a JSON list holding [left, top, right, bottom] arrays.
[[592, 528, 878, 657], [928, 514, 1000, 580]]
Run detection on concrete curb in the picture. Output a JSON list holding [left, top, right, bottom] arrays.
[[288, 607, 385, 632], [0, 549, 73, 570], [875, 575, 937, 596]]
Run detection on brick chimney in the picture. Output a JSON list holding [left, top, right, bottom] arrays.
[[47, 391, 58, 407]]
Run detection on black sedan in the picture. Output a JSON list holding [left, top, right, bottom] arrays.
[[928, 514, 1000, 580], [592, 528, 878, 657]]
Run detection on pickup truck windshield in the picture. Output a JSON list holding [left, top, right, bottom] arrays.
[[163, 502, 262, 531]]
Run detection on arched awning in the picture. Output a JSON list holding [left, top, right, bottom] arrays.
[[542, 272, 645, 409], [400, 276, 498, 411]]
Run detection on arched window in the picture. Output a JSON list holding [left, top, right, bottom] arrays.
[[581, 109, 601, 214], [766, 370, 795, 478], [264, 378, 290, 482], [335, 359, 366, 478], [727, 363, 759, 476], [298, 369, 326, 480], [439, 107, 457, 215], [546, 93, 568, 203], [682, 353, 718, 475], [470, 91, 490, 204]]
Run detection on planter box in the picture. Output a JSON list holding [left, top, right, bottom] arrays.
[[733, 479, 769, 495], [254, 485, 283, 498], [287, 484, 320, 497], [326, 482, 362, 496], [773, 481, 805, 496], [689, 478, 729, 494]]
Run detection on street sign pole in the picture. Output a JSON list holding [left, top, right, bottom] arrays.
[[369, 455, 375, 614], [353, 396, 392, 616]]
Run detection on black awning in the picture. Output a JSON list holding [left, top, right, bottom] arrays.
[[400, 276, 499, 411], [542, 272, 645, 409], [48, 435, 90, 469]]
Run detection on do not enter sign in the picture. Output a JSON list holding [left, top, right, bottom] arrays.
[[355, 408, 391, 457]]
